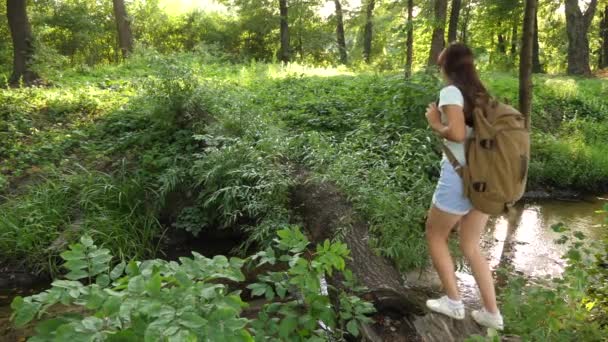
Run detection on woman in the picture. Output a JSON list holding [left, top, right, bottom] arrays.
[[424, 42, 503, 330]]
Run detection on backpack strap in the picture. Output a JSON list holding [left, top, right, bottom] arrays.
[[441, 144, 463, 178]]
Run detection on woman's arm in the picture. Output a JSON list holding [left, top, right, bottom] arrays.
[[425, 103, 467, 143]]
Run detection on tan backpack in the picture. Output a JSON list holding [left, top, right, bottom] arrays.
[[443, 98, 531, 215]]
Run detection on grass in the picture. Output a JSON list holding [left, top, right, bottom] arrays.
[[1, 51, 607, 275]]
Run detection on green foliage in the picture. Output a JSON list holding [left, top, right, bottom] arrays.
[[11, 228, 374, 341], [0, 168, 161, 274], [499, 221, 608, 341]]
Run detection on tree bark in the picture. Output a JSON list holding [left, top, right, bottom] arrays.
[[600, 5, 608, 69], [510, 20, 518, 57], [112, 0, 134, 59], [7, 0, 39, 86], [497, 33, 507, 53], [460, 0, 471, 44], [363, 0, 376, 64], [447, 0, 461, 43], [532, 5, 543, 73], [520, 0, 537, 128], [428, 0, 448, 66], [405, 0, 414, 78], [334, 0, 347, 64], [564, 0, 598, 76], [291, 171, 493, 341], [279, 0, 290, 63]]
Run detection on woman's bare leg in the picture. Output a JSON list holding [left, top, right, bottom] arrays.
[[426, 206, 463, 300], [459, 209, 499, 313]]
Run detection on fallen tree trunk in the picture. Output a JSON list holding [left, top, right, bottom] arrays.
[[291, 170, 500, 341]]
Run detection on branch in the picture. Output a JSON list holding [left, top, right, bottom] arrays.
[[583, 0, 599, 29]]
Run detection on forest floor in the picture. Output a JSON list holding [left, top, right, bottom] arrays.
[[1, 52, 607, 340]]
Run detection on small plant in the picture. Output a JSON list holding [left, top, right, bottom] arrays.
[[11, 227, 374, 341]]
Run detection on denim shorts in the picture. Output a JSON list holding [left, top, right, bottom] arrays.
[[431, 158, 473, 216]]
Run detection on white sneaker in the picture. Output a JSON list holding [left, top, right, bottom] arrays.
[[426, 296, 465, 320], [472, 309, 504, 330]]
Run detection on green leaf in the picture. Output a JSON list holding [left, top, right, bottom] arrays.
[[278, 316, 298, 338], [96, 274, 110, 287], [174, 271, 192, 287], [106, 329, 139, 342], [551, 223, 568, 233], [63, 259, 88, 272], [346, 320, 360, 337], [11, 297, 41, 327], [65, 269, 89, 281], [128, 275, 145, 293], [573, 231, 586, 240], [80, 235, 94, 247], [247, 283, 267, 297], [110, 261, 126, 280], [81, 317, 103, 331], [179, 312, 207, 329], [146, 272, 162, 297], [126, 261, 140, 276], [34, 317, 72, 335], [102, 295, 122, 316], [85, 287, 106, 310], [61, 250, 85, 261]]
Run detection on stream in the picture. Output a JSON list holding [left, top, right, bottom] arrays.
[[407, 195, 608, 308]]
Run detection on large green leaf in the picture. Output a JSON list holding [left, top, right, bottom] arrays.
[[11, 296, 41, 327], [110, 261, 127, 280]]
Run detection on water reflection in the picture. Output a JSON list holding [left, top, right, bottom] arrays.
[[409, 196, 607, 308], [491, 197, 606, 278]]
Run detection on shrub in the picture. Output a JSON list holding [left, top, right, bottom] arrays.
[[11, 227, 375, 341]]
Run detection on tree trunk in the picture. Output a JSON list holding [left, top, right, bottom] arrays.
[[7, 0, 39, 86], [601, 5, 608, 69], [334, 0, 348, 64], [520, 0, 537, 128], [363, 0, 376, 64], [405, 0, 414, 78], [447, 0, 461, 43], [564, 0, 598, 76], [510, 20, 518, 57], [291, 171, 493, 342], [532, 5, 543, 73], [428, 0, 448, 66], [460, 0, 471, 44], [497, 33, 507, 53], [279, 0, 290, 63], [112, 0, 134, 59]]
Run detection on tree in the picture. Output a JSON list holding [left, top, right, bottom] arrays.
[[510, 20, 518, 57], [279, 0, 290, 63], [7, 0, 39, 86], [363, 0, 376, 63], [405, 0, 414, 77], [564, 0, 598, 75], [447, 0, 461, 43], [600, 5, 608, 69], [460, 0, 472, 44], [497, 32, 507, 53], [112, 0, 134, 58], [520, 0, 537, 127], [532, 5, 543, 73], [428, 0, 448, 66], [334, 0, 347, 64]]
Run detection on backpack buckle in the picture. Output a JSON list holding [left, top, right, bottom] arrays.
[[480, 139, 494, 149], [473, 182, 487, 192]]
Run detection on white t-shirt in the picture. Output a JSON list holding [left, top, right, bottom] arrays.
[[438, 85, 473, 165]]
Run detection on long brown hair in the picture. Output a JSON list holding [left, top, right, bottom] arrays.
[[438, 42, 489, 126]]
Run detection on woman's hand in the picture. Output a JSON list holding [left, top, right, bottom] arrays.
[[425, 102, 442, 130]]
